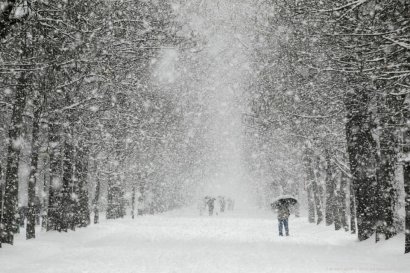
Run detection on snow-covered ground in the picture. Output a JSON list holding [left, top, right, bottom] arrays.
[[1, 208, 409, 273]]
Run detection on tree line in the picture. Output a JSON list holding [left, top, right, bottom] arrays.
[[0, 0, 198, 247], [244, 0, 410, 253]]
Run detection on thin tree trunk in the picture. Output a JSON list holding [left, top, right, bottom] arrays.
[[131, 184, 136, 219], [339, 172, 349, 231], [0, 165, 4, 247], [325, 148, 335, 226], [404, 156, 410, 254], [61, 140, 74, 232], [349, 179, 356, 234], [304, 148, 323, 224], [41, 156, 48, 230], [312, 170, 324, 225], [75, 144, 90, 228], [26, 93, 44, 239], [403, 95, 410, 254], [307, 185, 315, 223], [46, 119, 62, 231], [106, 175, 114, 219], [93, 176, 100, 224]]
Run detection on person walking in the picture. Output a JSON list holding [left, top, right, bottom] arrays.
[[207, 197, 215, 216], [276, 203, 290, 236]]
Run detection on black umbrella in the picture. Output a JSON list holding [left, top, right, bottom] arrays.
[[271, 195, 298, 208]]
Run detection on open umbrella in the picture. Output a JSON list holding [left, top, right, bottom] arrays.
[[271, 195, 298, 208]]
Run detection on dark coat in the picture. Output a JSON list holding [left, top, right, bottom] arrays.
[[276, 204, 290, 220]]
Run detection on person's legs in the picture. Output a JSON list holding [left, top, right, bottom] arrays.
[[284, 218, 289, 236], [278, 219, 283, 236]]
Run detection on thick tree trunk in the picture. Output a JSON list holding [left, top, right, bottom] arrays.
[[26, 93, 44, 239], [345, 89, 378, 241], [2, 74, 28, 245], [375, 94, 403, 241]]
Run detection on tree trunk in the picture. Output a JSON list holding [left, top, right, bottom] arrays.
[[131, 184, 136, 219], [403, 95, 410, 254], [339, 172, 349, 231], [0, 165, 4, 248], [106, 175, 114, 219], [2, 73, 28, 245], [60, 140, 74, 232], [75, 144, 90, 228], [345, 89, 377, 241], [0, 0, 18, 39], [41, 156, 48, 231], [375, 94, 403, 241], [307, 185, 315, 223], [303, 148, 323, 224], [93, 176, 101, 224], [349, 179, 356, 234], [46, 119, 62, 231], [325, 148, 335, 226], [404, 156, 410, 254], [26, 93, 44, 239]]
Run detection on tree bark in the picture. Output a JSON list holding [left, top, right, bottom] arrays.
[[325, 148, 335, 226], [0, 165, 4, 247], [2, 72, 28, 245], [304, 148, 323, 224], [404, 155, 410, 254], [403, 95, 410, 254], [307, 184, 315, 223], [26, 93, 44, 239], [0, 0, 18, 39], [93, 176, 101, 224], [131, 184, 136, 219], [345, 89, 377, 241], [46, 119, 62, 231], [339, 172, 349, 231], [60, 140, 74, 232], [349, 178, 356, 234], [75, 144, 90, 228], [375, 94, 403, 241]]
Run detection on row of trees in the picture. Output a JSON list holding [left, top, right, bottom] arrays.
[[244, 0, 410, 253], [0, 0, 197, 248]]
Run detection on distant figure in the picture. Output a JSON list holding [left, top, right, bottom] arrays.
[[207, 197, 216, 216], [276, 203, 290, 236], [220, 196, 226, 213], [137, 196, 145, 216]]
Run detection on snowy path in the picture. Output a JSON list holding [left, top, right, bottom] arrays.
[[1, 208, 409, 273]]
